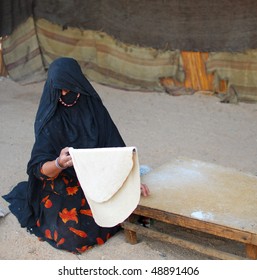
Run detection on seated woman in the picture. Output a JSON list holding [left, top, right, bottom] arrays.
[[3, 57, 149, 254]]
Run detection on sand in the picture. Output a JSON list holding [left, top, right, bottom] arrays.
[[0, 76, 257, 260]]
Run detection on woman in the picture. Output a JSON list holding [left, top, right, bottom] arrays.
[[3, 57, 149, 254]]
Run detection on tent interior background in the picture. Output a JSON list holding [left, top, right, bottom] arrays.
[[0, 0, 257, 103]]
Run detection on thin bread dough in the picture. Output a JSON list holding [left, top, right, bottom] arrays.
[[69, 147, 141, 227]]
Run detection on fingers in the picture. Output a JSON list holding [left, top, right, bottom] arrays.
[[140, 183, 150, 197], [59, 147, 73, 168], [64, 158, 73, 168], [60, 147, 70, 156]]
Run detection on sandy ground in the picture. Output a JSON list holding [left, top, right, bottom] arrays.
[[0, 77, 257, 260]]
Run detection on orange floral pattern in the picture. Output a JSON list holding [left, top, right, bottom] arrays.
[[69, 227, 87, 238], [81, 198, 86, 207], [76, 245, 93, 253], [66, 186, 79, 195], [59, 208, 78, 224], [33, 167, 121, 254], [45, 229, 52, 239], [96, 237, 104, 245], [80, 209, 93, 216], [41, 195, 53, 208]]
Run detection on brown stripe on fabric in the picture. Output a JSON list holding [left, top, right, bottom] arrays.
[[41, 49, 159, 88], [37, 25, 89, 47], [94, 44, 178, 66], [2, 28, 36, 55], [80, 61, 159, 88], [37, 25, 178, 66], [5, 48, 41, 71], [235, 85, 257, 95], [207, 60, 257, 71]]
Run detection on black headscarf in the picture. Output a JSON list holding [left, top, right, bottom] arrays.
[[4, 57, 125, 228], [27, 57, 125, 173], [34, 57, 100, 136]]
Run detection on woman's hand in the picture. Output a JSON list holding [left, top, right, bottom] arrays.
[[58, 147, 73, 168], [140, 183, 150, 197], [41, 147, 73, 178]]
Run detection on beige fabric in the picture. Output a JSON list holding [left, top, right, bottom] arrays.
[[35, 18, 184, 91], [206, 50, 257, 103], [2, 17, 46, 84], [69, 147, 141, 227]]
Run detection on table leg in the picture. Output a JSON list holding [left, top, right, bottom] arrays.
[[124, 228, 138, 244], [122, 214, 139, 244], [246, 244, 257, 259]]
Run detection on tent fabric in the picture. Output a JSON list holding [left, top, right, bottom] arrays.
[[1, 0, 257, 52], [2, 17, 185, 90], [206, 51, 257, 103], [2, 17, 46, 84], [36, 19, 185, 91], [1, 1, 257, 99]]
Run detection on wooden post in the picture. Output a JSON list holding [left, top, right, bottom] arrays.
[[246, 244, 257, 260], [123, 227, 138, 245], [0, 39, 8, 77], [121, 214, 139, 244]]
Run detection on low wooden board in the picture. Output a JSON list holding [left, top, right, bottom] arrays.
[[123, 158, 257, 259], [140, 158, 257, 235]]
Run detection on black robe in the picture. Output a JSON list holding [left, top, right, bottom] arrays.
[[3, 57, 126, 253]]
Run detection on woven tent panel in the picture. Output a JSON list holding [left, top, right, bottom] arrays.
[[206, 51, 257, 102], [36, 18, 185, 91], [2, 18, 46, 84]]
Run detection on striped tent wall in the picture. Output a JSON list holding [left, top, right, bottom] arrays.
[[2, 17, 46, 84], [206, 51, 257, 102], [35, 18, 185, 91], [2, 17, 257, 102]]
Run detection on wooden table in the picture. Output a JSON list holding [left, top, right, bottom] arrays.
[[122, 158, 257, 259]]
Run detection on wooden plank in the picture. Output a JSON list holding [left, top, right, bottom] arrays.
[[122, 221, 246, 260], [134, 205, 257, 246]]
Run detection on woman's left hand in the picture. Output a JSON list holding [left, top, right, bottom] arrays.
[[140, 183, 150, 197]]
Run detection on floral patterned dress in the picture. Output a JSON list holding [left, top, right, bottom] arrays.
[[32, 163, 121, 254]]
